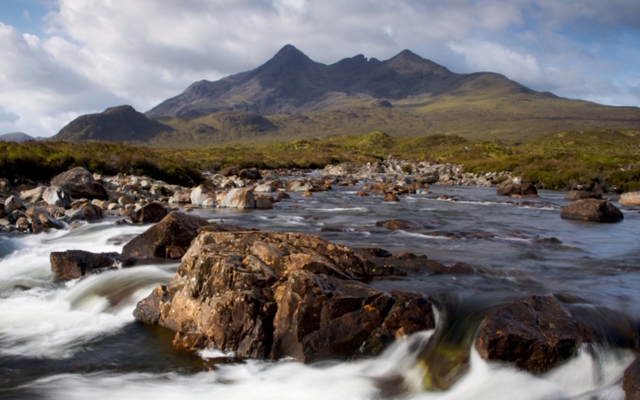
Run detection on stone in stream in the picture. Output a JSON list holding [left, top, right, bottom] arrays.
[[619, 190, 640, 205], [42, 186, 72, 208], [20, 186, 46, 203], [560, 199, 623, 222], [496, 180, 538, 197], [383, 193, 400, 202], [219, 188, 256, 209], [133, 231, 436, 362], [375, 219, 423, 230], [624, 356, 640, 400], [133, 201, 168, 223], [563, 190, 602, 201], [474, 294, 589, 373], [50, 250, 137, 280], [122, 211, 212, 259], [50, 167, 109, 200]]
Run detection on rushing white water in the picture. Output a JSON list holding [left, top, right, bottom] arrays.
[[1, 184, 638, 399]]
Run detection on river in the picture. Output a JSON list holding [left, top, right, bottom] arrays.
[[0, 182, 638, 399]]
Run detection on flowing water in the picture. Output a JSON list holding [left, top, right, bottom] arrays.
[[1, 183, 639, 399]]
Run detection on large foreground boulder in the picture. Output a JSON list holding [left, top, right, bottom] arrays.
[[50, 167, 108, 200], [474, 295, 588, 373], [134, 231, 436, 362], [50, 250, 136, 280], [122, 212, 211, 259], [560, 199, 623, 222]]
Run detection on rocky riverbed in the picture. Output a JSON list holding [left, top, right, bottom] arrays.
[[1, 160, 639, 398]]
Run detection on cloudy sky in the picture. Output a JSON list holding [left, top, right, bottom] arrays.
[[1, 0, 639, 137]]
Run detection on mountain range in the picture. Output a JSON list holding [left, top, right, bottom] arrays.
[[52, 45, 640, 146]]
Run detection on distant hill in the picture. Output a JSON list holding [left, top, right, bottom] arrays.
[[0, 132, 37, 142], [54, 45, 640, 146], [52, 105, 174, 143]]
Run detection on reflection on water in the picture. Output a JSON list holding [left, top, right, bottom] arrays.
[[0, 184, 638, 399]]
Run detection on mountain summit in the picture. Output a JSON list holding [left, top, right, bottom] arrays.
[[146, 45, 481, 118]]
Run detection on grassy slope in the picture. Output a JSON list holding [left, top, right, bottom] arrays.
[[3, 129, 640, 191], [153, 90, 640, 147]]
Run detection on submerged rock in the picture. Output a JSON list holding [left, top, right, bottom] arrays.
[[133, 231, 436, 362], [560, 199, 623, 222]]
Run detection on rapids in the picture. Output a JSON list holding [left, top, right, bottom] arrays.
[[1, 183, 638, 399]]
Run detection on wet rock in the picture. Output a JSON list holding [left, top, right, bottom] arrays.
[[20, 186, 46, 203], [624, 356, 640, 400], [122, 211, 212, 259], [5, 195, 25, 213], [254, 183, 276, 193], [356, 191, 369, 197], [43, 186, 72, 208], [563, 190, 602, 201], [219, 188, 256, 209], [239, 168, 261, 180], [50, 167, 109, 200], [50, 250, 136, 280], [275, 191, 290, 202], [134, 231, 435, 362], [560, 199, 623, 222], [26, 207, 64, 231], [286, 180, 314, 192], [475, 294, 588, 373], [79, 203, 104, 222], [496, 181, 537, 197], [0, 204, 5, 219], [170, 190, 192, 204], [219, 167, 239, 177], [416, 172, 440, 185], [255, 196, 273, 209], [620, 191, 640, 205], [190, 185, 216, 206], [133, 201, 168, 223], [383, 193, 400, 202], [375, 219, 423, 230], [302, 191, 313, 197]]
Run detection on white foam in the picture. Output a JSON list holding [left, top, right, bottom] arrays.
[[0, 266, 173, 358]]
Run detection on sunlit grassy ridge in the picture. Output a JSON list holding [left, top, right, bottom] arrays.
[[3, 129, 640, 191]]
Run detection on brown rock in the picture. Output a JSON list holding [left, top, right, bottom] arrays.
[[50, 250, 136, 280], [619, 191, 640, 205], [50, 167, 109, 200], [497, 181, 537, 197], [302, 191, 313, 197], [133, 202, 168, 223], [134, 231, 435, 362], [375, 219, 422, 230], [356, 191, 369, 197], [560, 199, 623, 222], [475, 295, 587, 373], [122, 212, 211, 259], [624, 356, 640, 400], [383, 193, 400, 202], [563, 190, 602, 201]]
